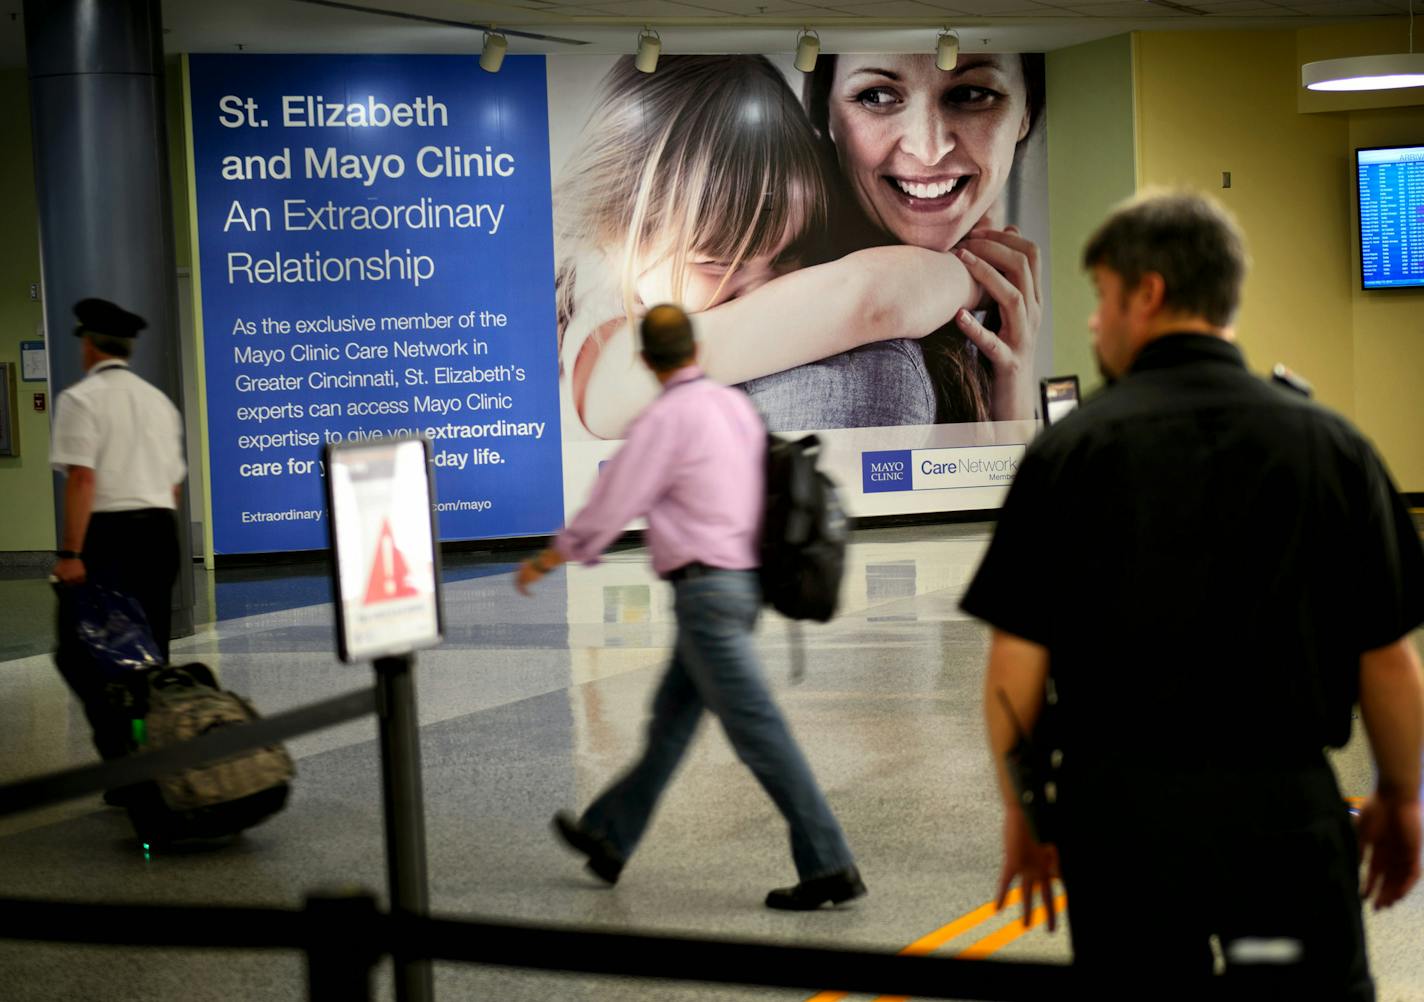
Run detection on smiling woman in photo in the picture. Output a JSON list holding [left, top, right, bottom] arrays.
[[742, 53, 1047, 429], [555, 53, 1045, 438]]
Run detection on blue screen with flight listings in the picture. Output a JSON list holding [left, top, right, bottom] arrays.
[[1358, 145, 1424, 290]]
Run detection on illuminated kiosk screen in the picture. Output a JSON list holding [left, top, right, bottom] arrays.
[[1357, 145, 1424, 290], [327, 437, 443, 663], [1040, 376, 1081, 427]]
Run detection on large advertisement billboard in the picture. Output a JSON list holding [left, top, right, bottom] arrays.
[[189, 54, 564, 554], [188, 52, 1049, 555], [549, 53, 1049, 522]]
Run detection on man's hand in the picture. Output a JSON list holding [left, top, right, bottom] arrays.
[[515, 558, 545, 597], [52, 557, 86, 586], [1357, 794, 1422, 910], [996, 805, 1060, 931]]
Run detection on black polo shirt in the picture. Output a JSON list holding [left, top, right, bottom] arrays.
[[962, 333, 1424, 771]]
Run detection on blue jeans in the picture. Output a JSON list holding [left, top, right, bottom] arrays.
[[580, 569, 855, 880]]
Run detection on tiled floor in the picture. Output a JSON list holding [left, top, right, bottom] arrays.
[[1, 524, 1421, 1001]]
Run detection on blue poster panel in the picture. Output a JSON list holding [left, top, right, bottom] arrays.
[[189, 54, 562, 554]]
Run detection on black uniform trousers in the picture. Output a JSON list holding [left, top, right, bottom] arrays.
[[1056, 762, 1372, 1001], [54, 509, 180, 760]]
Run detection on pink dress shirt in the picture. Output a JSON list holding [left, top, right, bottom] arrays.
[[554, 366, 765, 577]]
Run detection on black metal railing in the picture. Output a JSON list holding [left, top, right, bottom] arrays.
[[0, 683, 1304, 1002]]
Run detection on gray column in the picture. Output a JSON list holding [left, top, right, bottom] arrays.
[[26, 0, 195, 640]]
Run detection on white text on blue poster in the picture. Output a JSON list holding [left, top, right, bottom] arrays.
[[189, 54, 563, 554]]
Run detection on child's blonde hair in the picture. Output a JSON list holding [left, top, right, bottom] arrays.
[[554, 55, 831, 362]]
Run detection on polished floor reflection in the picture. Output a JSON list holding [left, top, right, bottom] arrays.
[[0, 523, 1420, 1001]]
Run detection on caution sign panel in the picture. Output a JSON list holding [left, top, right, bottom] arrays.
[[326, 437, 443, 663]]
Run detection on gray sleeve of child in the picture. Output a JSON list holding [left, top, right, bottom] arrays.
[[739, 339, 936, 432]]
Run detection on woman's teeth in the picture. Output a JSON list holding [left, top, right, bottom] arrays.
[[892, 177, 961, 200]]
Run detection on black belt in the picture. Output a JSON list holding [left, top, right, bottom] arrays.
[[665, 562, 718, 583], [89, 509, 175, 524]]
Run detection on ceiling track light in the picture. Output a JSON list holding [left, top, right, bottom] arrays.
[[936, 28, 959, 72], [795, 28, 820, 73], [635, 27, 661, 74], [480, 29, 507, 73], [1302, 0, 1424, 91]]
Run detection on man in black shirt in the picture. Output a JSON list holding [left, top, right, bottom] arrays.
[[962, 192, 1423, 998]]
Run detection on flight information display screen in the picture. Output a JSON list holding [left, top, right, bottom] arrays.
[[1357, 145, 1424, 290]]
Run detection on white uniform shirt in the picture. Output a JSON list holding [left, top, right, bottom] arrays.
[[49, 360, 186, 512]]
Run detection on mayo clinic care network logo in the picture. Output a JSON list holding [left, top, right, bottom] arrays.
[[862, 445, 1025, 494]]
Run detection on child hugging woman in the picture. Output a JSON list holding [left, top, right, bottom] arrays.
[[555, 55, 981, 440]]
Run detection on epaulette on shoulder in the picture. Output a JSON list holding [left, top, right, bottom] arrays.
[[1270, 363, 1313, 398]]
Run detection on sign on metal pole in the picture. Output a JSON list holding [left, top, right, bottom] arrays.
[[326, 436, 444, 663], [324, 434, 439, 1002]]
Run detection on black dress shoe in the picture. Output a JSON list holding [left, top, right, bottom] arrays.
[[765, 866, 867, 911], [552, 811, 625, 885]]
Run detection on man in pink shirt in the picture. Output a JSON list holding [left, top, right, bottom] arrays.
[[517, 304, 863, 910]]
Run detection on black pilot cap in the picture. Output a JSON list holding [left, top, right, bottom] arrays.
[[73, 298, 148, 339]]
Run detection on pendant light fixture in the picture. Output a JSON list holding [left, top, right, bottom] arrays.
[[1302, 0, 1424, 91]]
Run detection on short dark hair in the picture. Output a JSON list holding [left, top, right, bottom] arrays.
[[1082, 191, 1248, 327], [640, 304, 696, 371], [87, 332, 133, 358]]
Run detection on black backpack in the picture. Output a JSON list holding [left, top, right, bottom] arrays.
[[759, 434, 848, 623]]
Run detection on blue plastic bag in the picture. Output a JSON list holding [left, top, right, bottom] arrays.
[[64, 584, 163, 679]]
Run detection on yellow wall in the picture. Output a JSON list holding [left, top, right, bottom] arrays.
[[1134, 25, 1424, 489], [1046, 34, 1138, 393], [0, 70, 55, 551], [167, 55, 193, 271], [1134, 29, 1357, 418], [1348, 105, 1424, 490]]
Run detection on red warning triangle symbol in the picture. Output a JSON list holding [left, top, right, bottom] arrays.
[[365, 519, 419, 604]]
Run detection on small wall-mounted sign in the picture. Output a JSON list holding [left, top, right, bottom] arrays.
[[34, 393, 46, 413], [19, 341, 46, 382]]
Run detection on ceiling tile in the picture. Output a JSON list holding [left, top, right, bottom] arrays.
[[773, 3, 888, 13], [1275, 0, 1401, 11], [1186, 0, 1287, 7], [913, 0, 1065, 12], [573, 0, 732, 12], [672, 0, 833, 13], [1184, 0, 1304, 11], [818, 0, 963, 13], [1059, 1, 1187, 13]]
